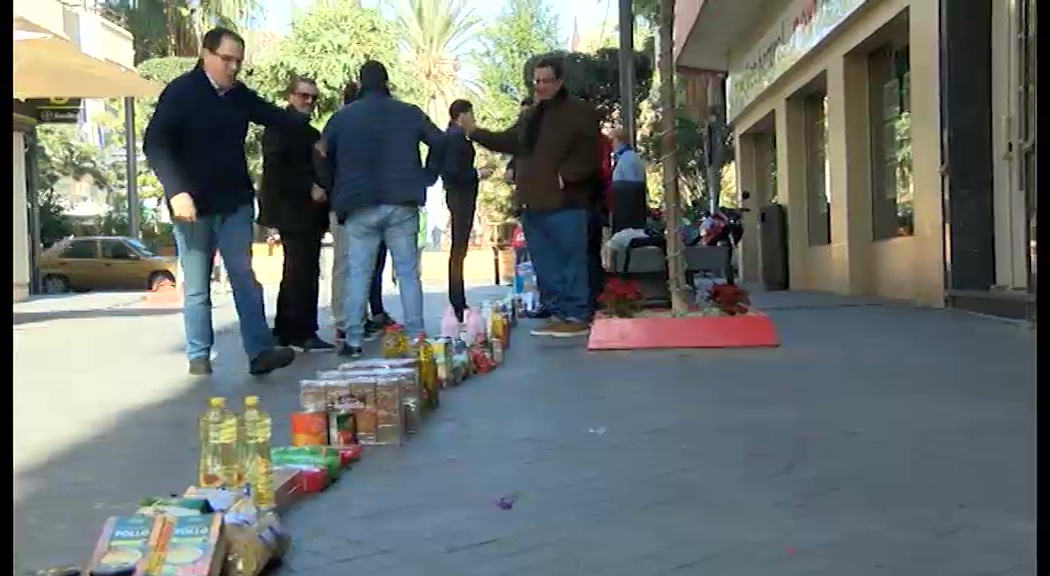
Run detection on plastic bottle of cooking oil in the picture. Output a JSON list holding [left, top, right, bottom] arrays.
[[241, 396, 276, 510], [198, 397, 243, 489], [414, 336, 440, 410]]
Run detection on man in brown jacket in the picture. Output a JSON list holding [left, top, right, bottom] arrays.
[[462, 56, 602, 337]]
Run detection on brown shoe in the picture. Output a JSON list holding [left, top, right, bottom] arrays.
[[530, 318, 564, 337], [545, 320, 591, 338]]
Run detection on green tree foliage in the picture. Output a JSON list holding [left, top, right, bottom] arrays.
[[472, 0, 559, 223], [474, 0, 560, 128], [524, 48, 654, 122], [100, 0, 261, 63], [248, 3, 406, 121]]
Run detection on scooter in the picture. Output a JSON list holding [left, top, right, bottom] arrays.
[[690, 207, 748, 283]]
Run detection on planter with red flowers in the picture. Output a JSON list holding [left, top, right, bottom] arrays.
[[588, 282, 779, 351]]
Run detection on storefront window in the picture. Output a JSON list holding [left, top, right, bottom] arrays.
[[804, 93, 830, 245], [868, 44, 913, 240]]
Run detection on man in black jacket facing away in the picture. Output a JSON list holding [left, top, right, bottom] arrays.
[[259, 76, 335, 352], [143, 27, 315, 376], [441, 99, 492, 323]]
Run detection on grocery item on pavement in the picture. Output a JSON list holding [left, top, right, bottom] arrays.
[[380, 324, 409, 358], [240, 396, 275, 510], [151, 513, 226, 576], [429, 337, 454, 388], [289, 411, 328, 446], [87, 516, 166, 576], [198, 398, 243, 490], [297, 382, 327, 413]]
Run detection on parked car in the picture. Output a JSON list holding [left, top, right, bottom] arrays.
[[38, 236, 178, 293]]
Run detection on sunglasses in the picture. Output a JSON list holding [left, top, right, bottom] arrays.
[[293, 92, 319, 101]]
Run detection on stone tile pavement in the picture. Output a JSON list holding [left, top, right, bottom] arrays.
[[13, 286, 1036, 575]]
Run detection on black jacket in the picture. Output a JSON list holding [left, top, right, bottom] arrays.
[[143, 69, 314, 216], [440, 124, 477, 191], [258, 106, 330, 232]]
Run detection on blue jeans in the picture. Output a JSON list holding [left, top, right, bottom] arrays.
[[172, 203, 272, 361], [520, 208, 591, 321], [341, 205, 424, 346]]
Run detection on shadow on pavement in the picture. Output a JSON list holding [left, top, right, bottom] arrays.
[[13, 284, 508, 573], [13, 284, 1036, 575]]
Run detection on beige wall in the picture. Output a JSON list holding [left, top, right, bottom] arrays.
[[731, 0, 945, 306], [13, 131, 31, 302]]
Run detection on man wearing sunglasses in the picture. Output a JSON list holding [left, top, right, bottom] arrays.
[[259, 76, 335, 353], [144, 27, 319, 376]]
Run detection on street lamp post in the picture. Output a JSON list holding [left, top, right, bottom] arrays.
[[124, 96, 141, 239]]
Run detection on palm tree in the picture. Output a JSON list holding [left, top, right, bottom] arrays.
[[658, 0, 689, 313], [390, 0, 481, 122]]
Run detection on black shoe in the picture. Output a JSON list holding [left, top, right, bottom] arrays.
[[363, 313, 394, 341], [249, 346, 296, 376], [290, 336, 336, 352], [335, 329, 347, 342], [338, 345, 363, 359], [188, 358, 213, 376]]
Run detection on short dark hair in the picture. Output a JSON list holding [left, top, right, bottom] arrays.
[[533, 56, 564, 80], [284, 76, 316, 97], [448, 99, 473, 121], [520, 96, 534, 107], [195, 27, 244, 70], [359, 60, 390, 95], [202, 27, 244, 53], [342, 81, 360, 105]]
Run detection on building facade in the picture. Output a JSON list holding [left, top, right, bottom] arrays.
[[674, 0, 1036, 320]]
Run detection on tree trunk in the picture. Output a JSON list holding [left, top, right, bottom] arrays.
[[658, 0, 690, 313]]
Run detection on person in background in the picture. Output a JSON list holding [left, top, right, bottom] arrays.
[[608, 125, 649, 233], [259, 76, 335, 352], [588, 122, 614, 312], [441, 99, 493, 325], [322, 60, 444, 358], [462, 56, 602, 337], [329, 80, 358, 344], [143, 26, 316, 376]]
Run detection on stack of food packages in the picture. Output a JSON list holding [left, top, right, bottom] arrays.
[[291, 295, 519, 456], [41, 296, 521, 576]]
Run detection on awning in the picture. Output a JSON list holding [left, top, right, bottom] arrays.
[[13, 17, 162, 99]]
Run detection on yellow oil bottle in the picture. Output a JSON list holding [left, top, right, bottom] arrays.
[[241, 396, 275, 510], [198, 397, 243, 489]]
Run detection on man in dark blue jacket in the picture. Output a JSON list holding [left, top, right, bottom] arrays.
[[143, 27, 316, 376], [441, 99, 492, 323], [321, 60, 444, 358]]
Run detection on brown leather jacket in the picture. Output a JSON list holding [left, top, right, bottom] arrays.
[[471, 95, 602, 212]]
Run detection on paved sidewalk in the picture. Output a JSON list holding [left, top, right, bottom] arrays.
[[13, 289, 1035, 575]]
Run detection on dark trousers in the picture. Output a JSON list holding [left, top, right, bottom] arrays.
[[587, 207, 606, 312], [370, 242, 388, 317], [275, 228, 324, 342], [520, 208, 591, 321], [447, 187, 477, 322]]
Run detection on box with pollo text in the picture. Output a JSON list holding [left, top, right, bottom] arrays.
[[151, 513, 226, 576], [87, 516, 168, 576]]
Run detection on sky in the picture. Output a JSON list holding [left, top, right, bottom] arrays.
[[255, 0, 615, 52]]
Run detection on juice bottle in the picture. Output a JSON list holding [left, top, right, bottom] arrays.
[[198, 397, 243, 489], [241, 396, 275, 510], [414, 336, 440, 410], [381, 324, 409, 358], [489, 305, 505, 347]]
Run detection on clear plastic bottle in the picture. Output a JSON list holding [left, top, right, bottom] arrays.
[[241, 396, 275, 510], [414, 336, 440, 410], [198, 397, 243, 489]]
